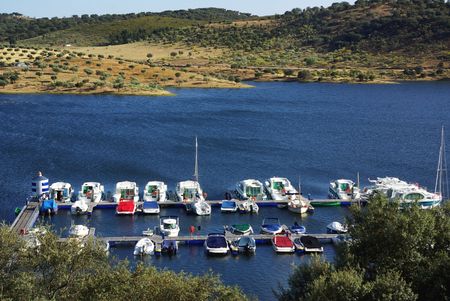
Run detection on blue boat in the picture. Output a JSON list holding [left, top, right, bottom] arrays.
[[40, 199, 58, 215], [221, 200, 238, 212], [290, 222, 306, 234], [142, 201, 160, 214], [260, 217, 282, 235]]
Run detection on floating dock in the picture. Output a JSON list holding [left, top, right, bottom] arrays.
[[10, 202, 40, 234]]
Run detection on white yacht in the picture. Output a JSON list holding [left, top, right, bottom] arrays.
[[143, 181, 168, 202], [49, 182, 73, 203], [264, 177, 298, 201], [176, 180, 205, 202], [159, 216, 180, 237], [329, 179, 360, 201], [363, 177, 442, 209], [78, 182, 104, 203], [112, 181, 139, 203], [236, 179, 267, 201]]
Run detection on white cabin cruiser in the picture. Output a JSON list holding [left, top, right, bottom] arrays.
[[49, 182, 73, 203], [78, 182, 104, 203], [236, 179, 267, 201], [143, 181, 167, 202], [288, 198, 309, 214], [190, 200, 211, 216], [112, 181, 139, 203], [159, 216, 180, 237], [363, 177, 442, 209], [264, 177, 298, 201], [176, 180, 205, 203], [329, 179, 360, 201]]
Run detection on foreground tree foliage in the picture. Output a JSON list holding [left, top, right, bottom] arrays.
[[0, 226, 247, 301], [278, 195, 450, 301]]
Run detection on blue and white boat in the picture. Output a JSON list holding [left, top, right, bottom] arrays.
[[261, 217, 282, 235], [290, 222, 306, 234], [204, 233, 229, 255], [221, 200, 238, 212], [142, 201, 160, 214], [40, 199, 58, 215]]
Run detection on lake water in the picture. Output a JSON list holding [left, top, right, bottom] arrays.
[[0, 81, 449, 300]]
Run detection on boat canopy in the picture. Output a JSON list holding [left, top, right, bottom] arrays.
[[273, 236, 293, 247], [206, 234, 227, 248], [162, 219, 178, 229], [246, 186, 261, 196], [119, 189, 136, 198], [143, 201, 159, 209], [147, 185, 158, 193], [272, 181, 285, 190], [232, 224, 251, 232], [117, 200, 135, 211], [222, 200, 236, 208], [300, 236, 322, 248]]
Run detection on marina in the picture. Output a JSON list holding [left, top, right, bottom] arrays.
[[1, 82, 449, 300]]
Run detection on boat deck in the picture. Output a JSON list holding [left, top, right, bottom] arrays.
[[10, 202, 40, 234]]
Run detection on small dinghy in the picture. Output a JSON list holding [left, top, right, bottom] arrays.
[[204, 233, 229, 255], [272, 235, 295, 253], [221, 200, 238, 212], [326, 221, 348, 234], [228, 224, 254, 235], [295, 235, 323, 253], [238, 200, 259, 213], [133, 238, 155, 256], [68, 224, 89, 238], [261, 218, 282, 235], [290, 222, 306, 234], [231, 236, 256, 254], [71, 199, 89, 215]]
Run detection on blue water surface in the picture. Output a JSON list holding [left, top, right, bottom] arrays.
[[0, 81, 449, 300]]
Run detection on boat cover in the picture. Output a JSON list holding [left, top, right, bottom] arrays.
[[117, 200, 135, 212], [41, 199, 57, 211], [273, 236, 293, 247], [262, 224, 281, 232], [206, 235, 227, 248], [232, 224, 251, 232], [143, 201, 159, 209], [300, 236, 322, 248], [221, 201, 236, 209]]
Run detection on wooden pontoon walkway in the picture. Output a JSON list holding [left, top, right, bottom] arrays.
[[10, 202, 40, 234]]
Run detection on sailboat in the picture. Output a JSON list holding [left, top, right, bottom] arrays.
[[435, 126, 449, 203], [184, 136, 211, 215]]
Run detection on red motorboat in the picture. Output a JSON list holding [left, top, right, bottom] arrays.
[[272, 235, 295, 253], [116, 199, 136, 215]]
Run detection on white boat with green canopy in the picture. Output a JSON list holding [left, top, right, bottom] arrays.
[[228, 224, 253, 235], [236, 179, 267, 201]]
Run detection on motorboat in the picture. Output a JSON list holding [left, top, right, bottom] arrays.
[[290, 222, 306, 234], [294, 235, 323, 253], [228, 224, 254, 235], [230, 236, 256, 254], [77, 182, 104, 203], [112, 181, 139, 203], [237, 199, 259, 213], [235, 179, 267, 201], [272, 235, 295, 253], [143, 181, 168, 202], [116, 199, 136, 215], [159, 216, 180, 237], [329, 179, 360, 201], [49, 182, 73, 203], [287, 198, 310, 214], [327, 221, 348, 234], [189, 200, 211, 216], [70, 199, 89, 215], [133, 238, 155, 256], [261, 217, 283, 235], [176, 180, 205, 203], [264, 177, 298, 201], [204, 233, 229, 255], [221, 200, 238, 212], [362, 177, 442, 209], [39, 199, 58, 215], [68, 224, 89, 238], [162, 240, 178, 255], [142, 201, 160, 214]]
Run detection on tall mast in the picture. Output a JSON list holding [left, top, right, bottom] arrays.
[[435, 126, 448, 201], [194, 136, 199, 183]]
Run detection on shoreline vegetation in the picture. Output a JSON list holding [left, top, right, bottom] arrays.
[[0, 1, 448, 96]]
